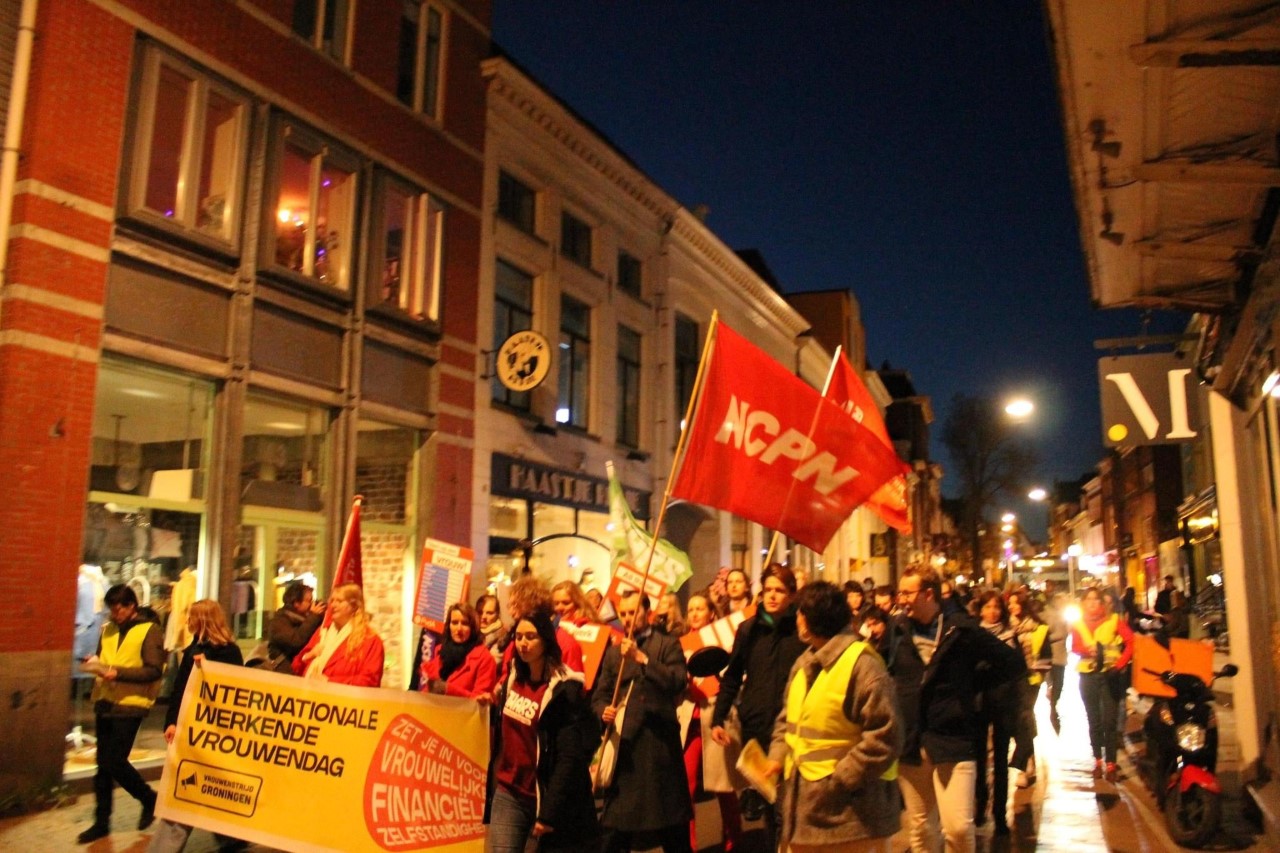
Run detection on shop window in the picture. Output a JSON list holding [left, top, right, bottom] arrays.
[[560, 211, 593, 268], [530, 503, 611, 587], [270, 126, 358, 290], [373, 171, 443, 321], [617, 250, 642, 298], [497, 171, 536, 234], [616, 324, 641, 447], [355, 418, 420, 688], [292, 0, 351, 63], [493, 259, 534, 410], [396, 1, 444, 118], [557, 295, 591, 429], [674, 313, 700, 427], [129, 49, 248, 244], [240, 393, 330, 512]]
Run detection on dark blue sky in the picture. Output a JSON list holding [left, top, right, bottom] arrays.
[[492, 1, 1185, 514]]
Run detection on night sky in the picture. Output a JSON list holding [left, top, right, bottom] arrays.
[[491, 1, 1186, 522]]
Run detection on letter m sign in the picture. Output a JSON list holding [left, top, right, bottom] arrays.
[[1097, 353, 1200, 447]]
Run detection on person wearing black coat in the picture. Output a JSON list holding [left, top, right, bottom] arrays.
[[264, 581, 324, 672], [487, 606, 600, 853], [887, 570, 1026, 853], [593, 591, 692, 853]]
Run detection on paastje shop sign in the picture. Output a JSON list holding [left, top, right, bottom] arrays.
[[157, 661, 488, 852]]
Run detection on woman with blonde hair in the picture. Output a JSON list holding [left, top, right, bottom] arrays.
[[550, 580, 602, 628], [149, 600, 244, 852], [294, 584, 385, 687]]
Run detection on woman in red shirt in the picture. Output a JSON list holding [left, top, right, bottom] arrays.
[[1069, 586, 1135, 781], [422, 603, 497, 699], [294, 584, 384, 687]]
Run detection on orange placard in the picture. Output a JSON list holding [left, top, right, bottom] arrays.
[[568, 623, 613, 691], [1132, 634, 1215, 697], [606, 561, 668, 610]]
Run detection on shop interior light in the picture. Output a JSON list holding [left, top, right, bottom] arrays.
[[1263, 370, 1280, 397]]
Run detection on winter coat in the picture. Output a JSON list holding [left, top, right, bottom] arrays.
[[488, 666, 600, 850], [424, 643, 498, 699], [712, 608, 807, 748], [883, 611, 1025, 764], [592, 627, 692, 832], [267, 606, 323, 670], [293, 626, 385, 687], [166, 638, 243, 729], [768, 632, 902, 848]]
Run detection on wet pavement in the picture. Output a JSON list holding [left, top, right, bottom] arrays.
[[3, 665, 1273, 852]]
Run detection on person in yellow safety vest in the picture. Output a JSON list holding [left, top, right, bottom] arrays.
[[763, 581, 902, 853], [76, 584, 164, 845], [1007, 591, 1052, 790], [1069, 587, 1135, 782]]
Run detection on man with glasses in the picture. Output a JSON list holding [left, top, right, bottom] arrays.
[[882, 568, 1024, 852]]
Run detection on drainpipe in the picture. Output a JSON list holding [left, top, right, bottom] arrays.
[[0, 0, 38, 299]]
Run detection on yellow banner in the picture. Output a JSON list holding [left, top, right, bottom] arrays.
[[157, 661, 489, 852]]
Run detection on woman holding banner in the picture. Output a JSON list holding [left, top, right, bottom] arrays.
[[419, 602, 497, 699], [487, 605, 599, 852], [294, 584, 384, 687], [149, 600, 246, 853]]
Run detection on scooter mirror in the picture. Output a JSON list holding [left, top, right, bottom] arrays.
[[1217, 663, 1238, 678]]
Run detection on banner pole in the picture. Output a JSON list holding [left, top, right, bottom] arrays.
[[606, 310, 720, 708]]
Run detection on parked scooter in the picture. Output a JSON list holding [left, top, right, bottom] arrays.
[[1139, 661, 1239, 847]]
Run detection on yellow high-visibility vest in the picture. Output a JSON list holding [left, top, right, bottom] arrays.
[[783, 639, 897, 783], [1075, 615, 1124, 673], [90, 622, 160, 710], [1023, 623, 1049, 685]]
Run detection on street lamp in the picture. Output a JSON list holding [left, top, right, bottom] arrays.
[[1027, 487, 1047, 502], [1001, 512, 1016, 523], [1005, 398, 1034, 420], [1028, 486, 1051, 554]]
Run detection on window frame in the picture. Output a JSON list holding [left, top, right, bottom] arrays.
[[492, 258, 536, 411], [369, 169, 444, 324], [616, 324, 642, 448], [674, 313, 700, 425], [557, 294, 591, 430], [497, 170, 537, 235], [396, 0, 446, 120], [264, 120, 362, 294], [292, 0, 355, 64], [617, 250, 642, 299], [559, 210, 594, 269], [125, 47, 250, 250]]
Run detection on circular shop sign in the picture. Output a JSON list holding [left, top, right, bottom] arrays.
[[496, 330, 552, 392]]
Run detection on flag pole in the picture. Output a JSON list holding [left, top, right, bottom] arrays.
[[761, 345, 844, 571], [606, 310, 720, 708]]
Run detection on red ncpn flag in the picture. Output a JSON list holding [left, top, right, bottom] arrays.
[[826, 353, 913, 533], [670, 324, 905, 553], [323, 495, 364, 627]]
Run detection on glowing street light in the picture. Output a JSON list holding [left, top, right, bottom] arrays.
[[1001, 512, 1016, 523], [1027, 486, 1048, 502], [1005, 398, 1034, 420]]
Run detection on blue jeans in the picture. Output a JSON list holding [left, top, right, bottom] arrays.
[[487, 785, 535, 853]]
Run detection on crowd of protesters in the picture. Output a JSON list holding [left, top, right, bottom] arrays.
[[77, 563, 1173, 852]]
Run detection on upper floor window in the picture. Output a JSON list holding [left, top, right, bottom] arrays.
[[616, 325, 641, 447], [675, 314, 700, 426], [397, 1, 444, 118], [617, 250, 642, 299], [497, 171, 536, 234], [557, 295, 591, 428], [493, 259, 534, 410], [560, 211, 593, 268], [293, 0, 351, 62], [373, 172, 444, 321], [129, 49, 248, 245], [270, 125, 359, 290]]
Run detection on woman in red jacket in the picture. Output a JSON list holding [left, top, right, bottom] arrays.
[[294, 584, 384, 687], [423, 602, 497, 699]]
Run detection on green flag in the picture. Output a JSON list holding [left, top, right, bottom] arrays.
[[607, 462, 693, 593]]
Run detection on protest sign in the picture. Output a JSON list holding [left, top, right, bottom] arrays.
[[158, 661, 488, 852], [567, 623, 614, 690], [414, 539, 474, 633], [604, 561, 668, 610]]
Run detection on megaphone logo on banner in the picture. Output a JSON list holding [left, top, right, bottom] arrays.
[[181, 771, 197, 788]]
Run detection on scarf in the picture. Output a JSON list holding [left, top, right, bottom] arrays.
[[438, 636, 478, 680], [306, 620, 352, 679]]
